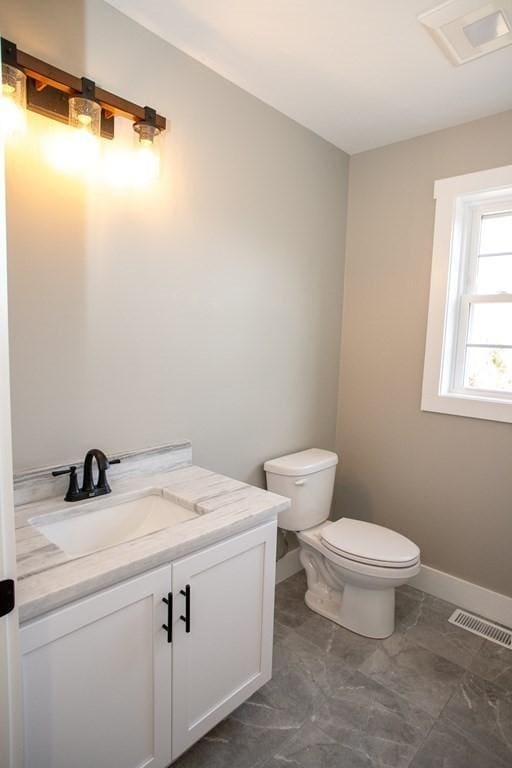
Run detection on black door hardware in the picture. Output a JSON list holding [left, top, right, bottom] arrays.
[[0, 578, 15, 618], [180, 585, 191, 633], [52, 449, 121, 502], [162, 592, 173, 643]]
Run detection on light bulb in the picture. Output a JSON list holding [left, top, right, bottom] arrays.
[[69, 95, 101, 137], [77, 113, 92, 128]]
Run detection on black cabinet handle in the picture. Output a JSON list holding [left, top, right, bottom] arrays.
[[180, 585, 191, 633], [162, 592, 173, 643]]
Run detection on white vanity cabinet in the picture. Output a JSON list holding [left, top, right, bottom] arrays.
[[171, 521, 276, 760], [20, 520, 276, 768], [20, 564, 173, 768]]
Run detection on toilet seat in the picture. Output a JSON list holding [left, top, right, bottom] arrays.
[[297, 521, 421, 637], [321, 518, 420, 569]]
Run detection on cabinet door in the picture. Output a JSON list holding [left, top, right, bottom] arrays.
[[171, 520, 276, 760], [20, 565, 173, 768]]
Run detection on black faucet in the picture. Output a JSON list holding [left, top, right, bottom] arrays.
[[52, 448, 121, 502]]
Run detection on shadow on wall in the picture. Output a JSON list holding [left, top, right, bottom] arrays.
[[333, 478, 376, 524]]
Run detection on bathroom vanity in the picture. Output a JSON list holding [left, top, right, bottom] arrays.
[[14, 444, 289, 768]]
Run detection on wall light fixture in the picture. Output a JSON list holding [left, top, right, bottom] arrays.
[[68, 78, 101, 137], [133, 106, 161, 146], [1, 39, 27, 137], [0, 37, 167, 167], [133, 105, 161, 184]]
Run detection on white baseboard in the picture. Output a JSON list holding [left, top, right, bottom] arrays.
[[276, 548, 303, 584], [411, 565, 512, 629]]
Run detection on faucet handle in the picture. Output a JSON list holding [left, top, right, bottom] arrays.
[[95, 457, 120, 496], [52, 466, 81, 502], [52, 465, 77, 477]]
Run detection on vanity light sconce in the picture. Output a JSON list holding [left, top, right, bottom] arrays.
[[133, 106, 161, 146], [1, 39, 27, 111], [0, 37, 167, 141], [68, 77, 101, 137]]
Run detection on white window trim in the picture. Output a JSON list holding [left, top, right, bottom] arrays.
[[421, 164, 512, 423]]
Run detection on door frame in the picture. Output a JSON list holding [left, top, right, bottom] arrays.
[[0, 79, 23, 767]]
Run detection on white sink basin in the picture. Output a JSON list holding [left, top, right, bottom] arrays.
[[30, 493, 198, 558]]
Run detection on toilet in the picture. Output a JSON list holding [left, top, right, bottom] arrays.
[[264, 448, 420, 639]]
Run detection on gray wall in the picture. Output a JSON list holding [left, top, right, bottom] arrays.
[[2, 0, 348, 485], [336, 110, 512, 597]]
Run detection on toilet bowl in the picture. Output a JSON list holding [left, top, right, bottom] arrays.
[[264, 449, 420, 639]]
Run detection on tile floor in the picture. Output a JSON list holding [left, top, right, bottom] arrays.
[[174, 571, 512, 768]]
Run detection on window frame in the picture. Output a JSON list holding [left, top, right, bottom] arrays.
[[421, 164, 512, 423]]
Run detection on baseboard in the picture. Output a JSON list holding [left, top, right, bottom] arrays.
[[276, 548, 303, 584], [411, 565, 512, 629]]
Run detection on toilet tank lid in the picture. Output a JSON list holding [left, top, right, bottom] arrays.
[[264, 448, 338, 477]]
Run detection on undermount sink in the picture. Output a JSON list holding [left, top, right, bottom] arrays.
[[30, 492, 198, 558]]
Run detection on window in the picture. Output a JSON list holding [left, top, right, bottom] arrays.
[[422, 164, 512, 423]]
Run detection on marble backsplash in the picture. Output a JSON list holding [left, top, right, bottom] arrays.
[[13, 441, 193, 507]]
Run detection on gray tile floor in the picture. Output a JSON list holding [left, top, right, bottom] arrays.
[[174, 571, 512, 768]]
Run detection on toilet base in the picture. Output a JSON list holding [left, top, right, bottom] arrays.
[[299, 541, 406, 639], [304, 583, 395, 639]]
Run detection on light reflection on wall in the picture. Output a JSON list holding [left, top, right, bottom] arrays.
[[102, 142, 160, 189], [0, 93, 27, 140], [4, 109, 161, 189], [42, 124, 100, 178]]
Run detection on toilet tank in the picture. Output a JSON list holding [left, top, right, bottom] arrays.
[[264, 448, 338, 531]]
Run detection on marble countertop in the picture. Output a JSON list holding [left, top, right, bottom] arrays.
[[15, 464, 290, 623]]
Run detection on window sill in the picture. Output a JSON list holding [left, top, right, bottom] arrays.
[[421, 390, 512, 423]]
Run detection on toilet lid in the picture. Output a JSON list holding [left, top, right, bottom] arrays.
[[321, 518, 420, 568]]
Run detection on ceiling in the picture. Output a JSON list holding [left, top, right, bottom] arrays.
[[105, 0, 512, 154]]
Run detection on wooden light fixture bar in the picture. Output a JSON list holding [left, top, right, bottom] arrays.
[[2, 38, 166, 139]]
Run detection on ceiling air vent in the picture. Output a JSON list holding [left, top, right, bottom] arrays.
[[419, 0, 512, 64]]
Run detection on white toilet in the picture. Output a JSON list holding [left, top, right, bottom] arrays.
[[264, 448, 420, 639]]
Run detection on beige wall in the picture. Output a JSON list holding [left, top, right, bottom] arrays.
[[7, 1, 509, 595], [2, 0, 348, 485], [336, 110, 512, 597]]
